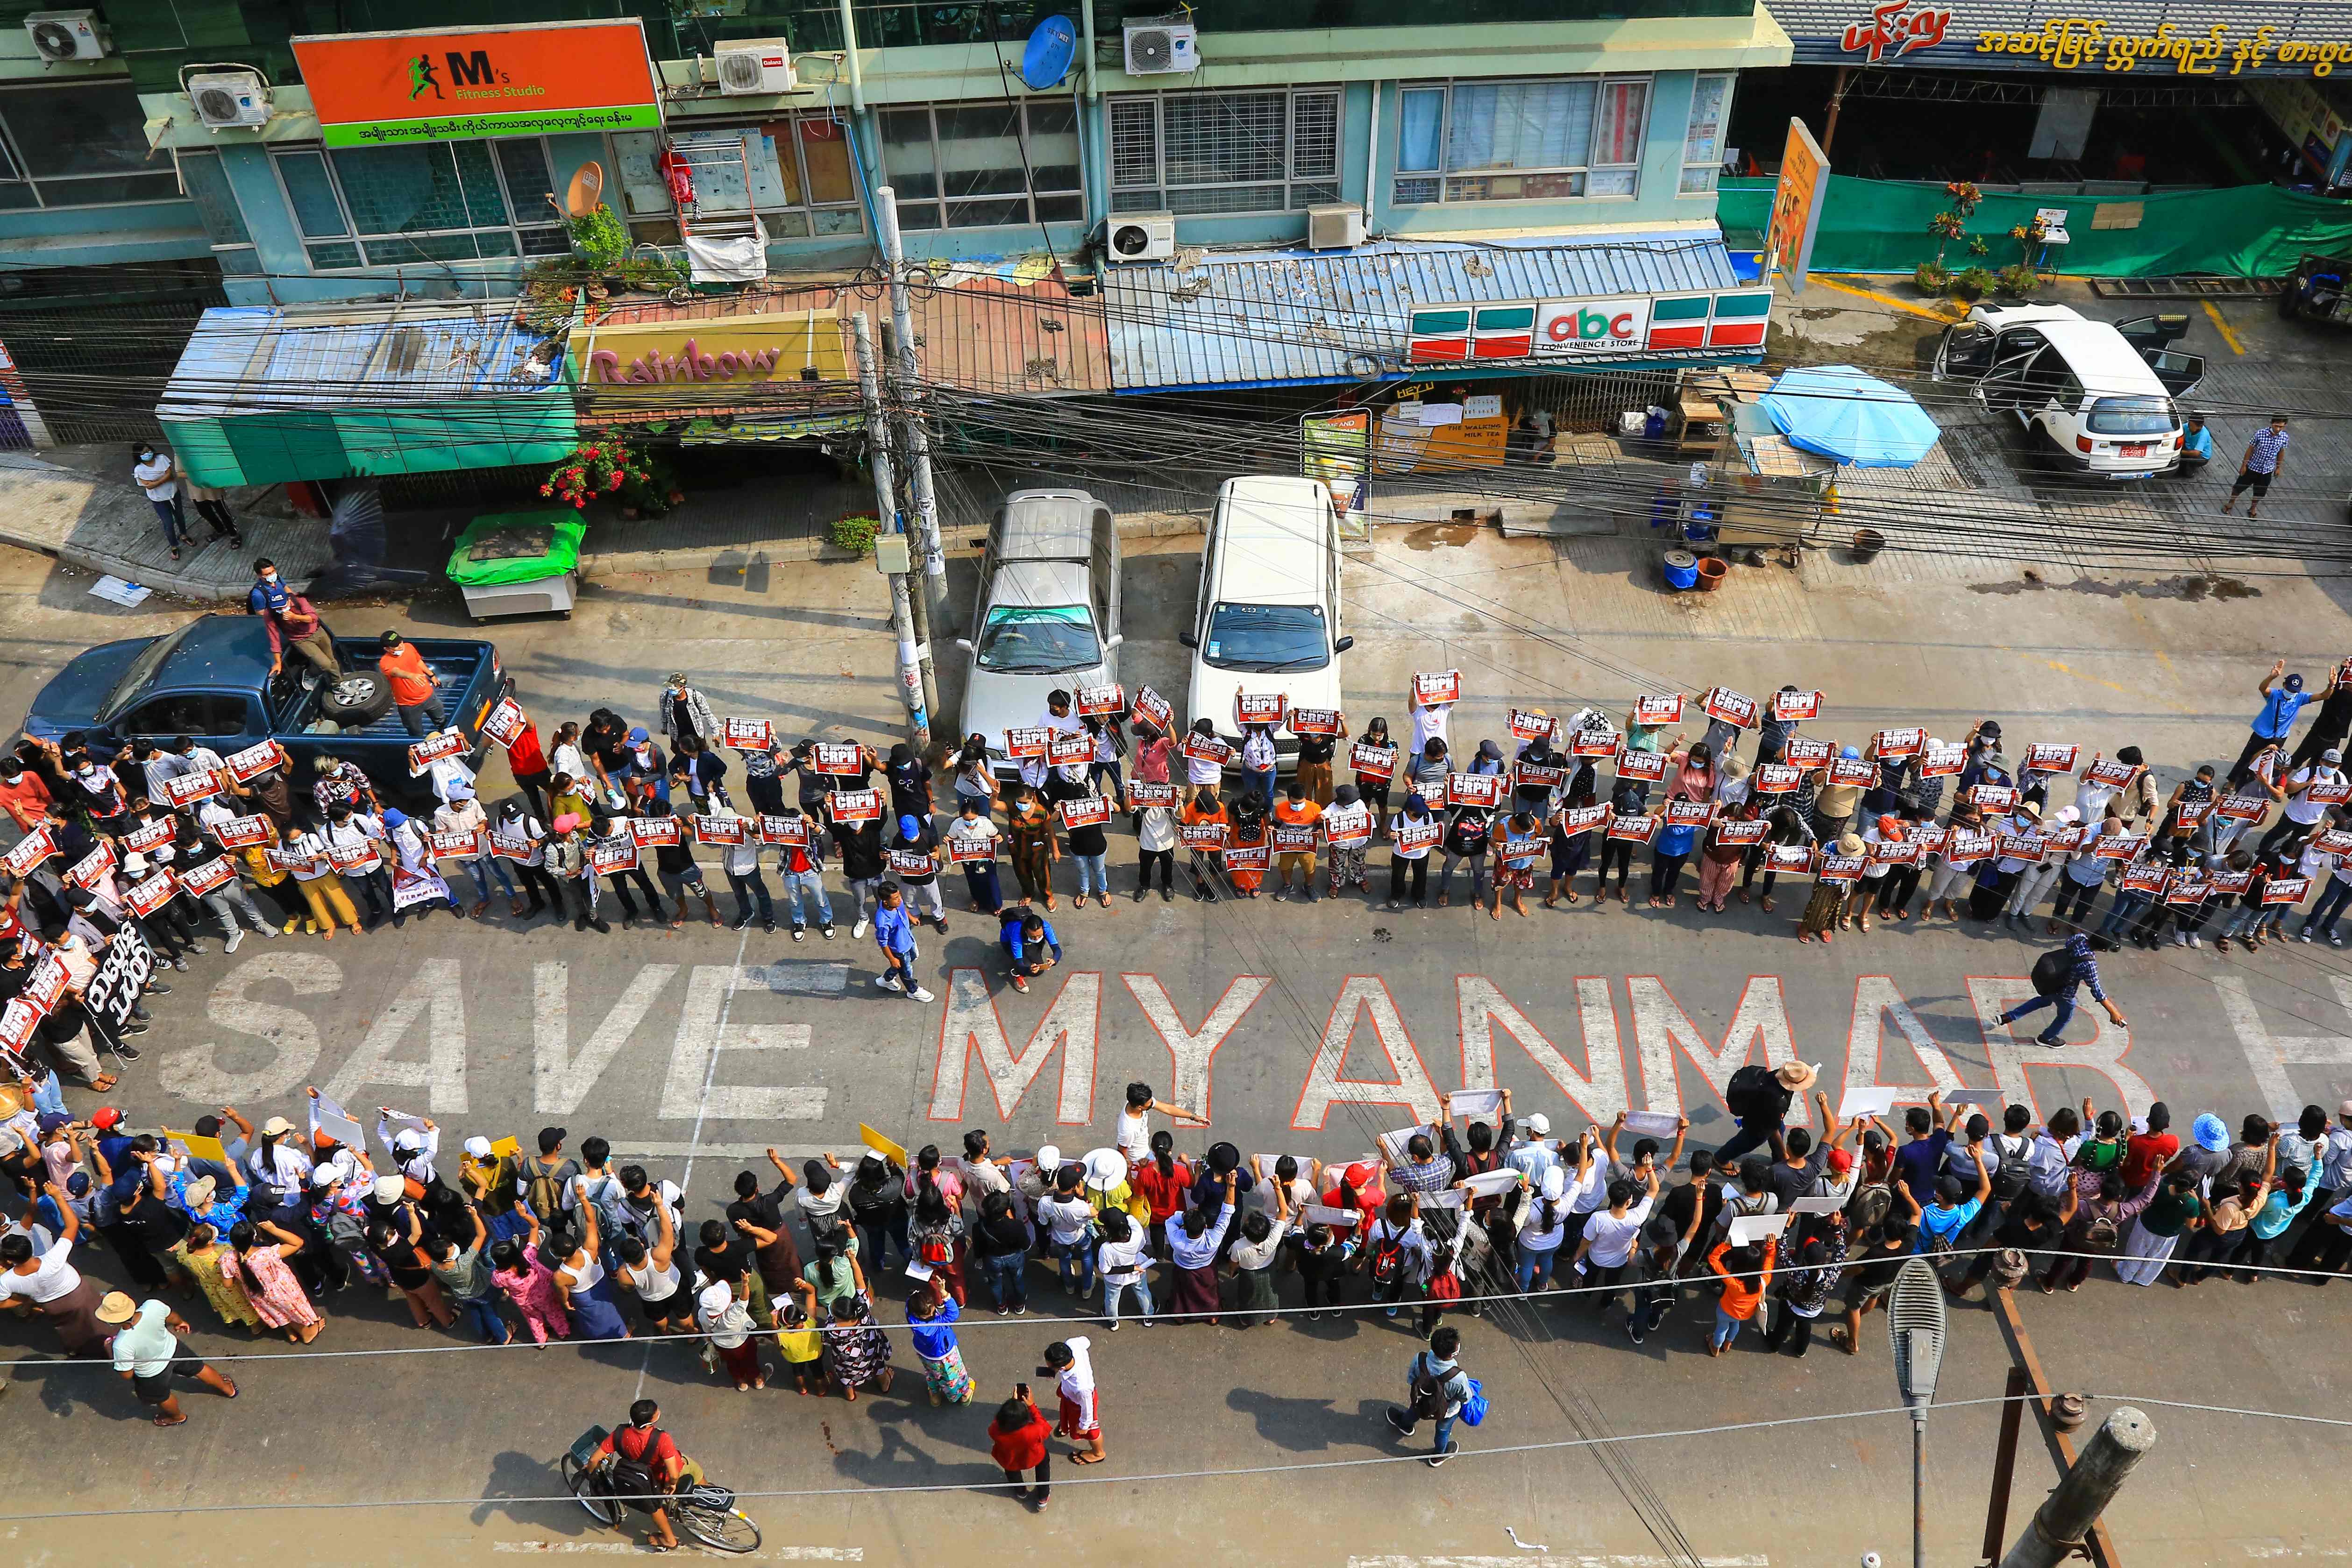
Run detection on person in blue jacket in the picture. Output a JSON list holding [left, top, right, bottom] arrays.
[[1002, 909, 1061, 994], [871, 885, 932, 1002]]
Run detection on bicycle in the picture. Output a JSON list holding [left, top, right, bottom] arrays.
[[562, 1427, 761, 1554]]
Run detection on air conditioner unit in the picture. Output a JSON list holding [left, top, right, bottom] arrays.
[[190, 71, 271, 130], [1305, 203, 1365, 252], [1106, 211, 1176, 263], [1123, 21, 1198, 75], [715, 39, 796, 95], [24, 10, 108, 61]]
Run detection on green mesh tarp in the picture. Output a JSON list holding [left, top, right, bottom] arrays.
[[1717, 177, 2352, 278]]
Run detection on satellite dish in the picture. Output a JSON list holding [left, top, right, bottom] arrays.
[[565, 161, 605, 219], [1019, 15, 1078, 92]]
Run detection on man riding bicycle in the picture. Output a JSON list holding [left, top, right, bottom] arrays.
[[593, 1398, 705, 1552]]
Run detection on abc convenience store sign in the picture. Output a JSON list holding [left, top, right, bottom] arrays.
[[1405, 289, 1771, 365], [291, 20, 661, 148]]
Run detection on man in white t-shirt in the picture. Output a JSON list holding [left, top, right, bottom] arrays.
[[2261, 747, 2345, 860], [1114, 1082, 1207, 1164], [1045, 1334, 1101, 1463], [131, 444, 188, 559]]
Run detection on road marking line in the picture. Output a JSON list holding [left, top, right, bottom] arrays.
[[2202, 299, 2245, 355], [744, 961, 850, 994], [1809, 274, 1965, 324]]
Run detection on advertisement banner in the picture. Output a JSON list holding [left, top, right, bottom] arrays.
[[1766, 116, 1832, 292], [1534, 297, 1655, 357], [291, 20, 662, 148]]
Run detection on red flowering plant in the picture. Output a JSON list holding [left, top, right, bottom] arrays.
[[540, 438, 651, 511]]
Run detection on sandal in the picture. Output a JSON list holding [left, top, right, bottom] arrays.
[[1761, 897, 1775, 913], [1070, 1453, 1106, 1465], [85, 1074, 119, 1092]]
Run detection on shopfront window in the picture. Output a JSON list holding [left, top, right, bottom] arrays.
[[270, 139, 569, 271], [0, 83, 180, 209], [1681, 74, 1733, 195], [611, 118, 863, 245], [1109, 88, 1339, 216], [879, 101, 1082, 231], [1393, 76, 1650, 206]]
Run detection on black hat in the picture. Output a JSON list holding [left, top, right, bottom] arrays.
[[1207, 1140, 1241, 1174], [537, 1126, 567, 1155]]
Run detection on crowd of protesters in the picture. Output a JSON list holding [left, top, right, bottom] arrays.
[[7, 1065, 2352, 1472]]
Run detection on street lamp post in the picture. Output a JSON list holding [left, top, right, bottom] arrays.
[[1887, 1258, 1948, 1568]]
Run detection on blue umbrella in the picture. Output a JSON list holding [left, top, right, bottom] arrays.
[[1759, 364, 1941, 469]]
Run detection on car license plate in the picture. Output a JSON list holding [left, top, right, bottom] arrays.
[[2121, 444, 2148, 457], [2109, 470, 2153, 482]]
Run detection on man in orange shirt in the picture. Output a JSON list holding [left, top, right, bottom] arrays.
[[1180, 788, 1228, 903], [1271, 779, 1324, 902], [377, 631, 444, 738]]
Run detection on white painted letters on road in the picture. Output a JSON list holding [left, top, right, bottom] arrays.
[[1123, 974, 1270, 1119], [163, 951, 341, 1103], [2212, 972, 2352, 1120], [1292, 975, 1442, 1130], [1626, 975, 1795, 1117], [1456, 976, 1629, 1126], [661, 964, 825, 1121], [325, 958, 470, 1113], [929, 968, 1100, 1124], [535, 962, 678, 1114], [1968, 976, 2152, 1120], [1842, 975, 1969, 1108]]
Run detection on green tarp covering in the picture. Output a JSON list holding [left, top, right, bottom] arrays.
[[445, 511, 587, 588], [1717, 177, 2352, 278]]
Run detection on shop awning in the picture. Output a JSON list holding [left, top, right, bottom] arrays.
[[1100, 235, 1770, 394], [157, 301, 576, 489]]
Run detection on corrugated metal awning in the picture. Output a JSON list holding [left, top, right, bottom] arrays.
[[1101, 234, 1760, 393]]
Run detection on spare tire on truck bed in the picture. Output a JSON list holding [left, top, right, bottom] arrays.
[[317, 670, 393, 726]]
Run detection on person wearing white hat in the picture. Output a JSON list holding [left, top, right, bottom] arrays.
[[1515, 1166, 1571, 1293], [1505, 1113, 1559, 1190], [376, 1108, 440, 1188], [244, 1116, 313, 1202], [105, 1293, 237, 1426]]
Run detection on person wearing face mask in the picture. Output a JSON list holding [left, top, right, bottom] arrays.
[[491, 801, 564, 921], [246, 562, 340, 678], [653, 673, 716, 754], [130, 443, 188, 559]]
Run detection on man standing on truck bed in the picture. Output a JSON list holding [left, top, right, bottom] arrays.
[[377, 632, 445, 738], [247, 561, 341, 679]]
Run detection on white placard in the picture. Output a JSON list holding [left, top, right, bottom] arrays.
[[1377, 1125, 1426, 1166], [1461, 1169, 1522, 1198], [1302, 1204, 1361, 1229], [1422, 1187, 1468, 1211], [1447, 1088, 1503, 1120], [1788, 1194, 1849, 1215], [1622, 1111, 1681, 1139], [1838, 1086, 1900, 1119], [1727, 1212, 1794, 1246]]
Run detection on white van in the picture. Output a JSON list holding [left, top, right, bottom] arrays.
[[1932, 304, 2204, 480], [1182, 476, 1352, 763]]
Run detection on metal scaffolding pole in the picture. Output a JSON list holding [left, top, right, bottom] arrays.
[[851, 311, 928, 750], [874, 182, 945, 731]]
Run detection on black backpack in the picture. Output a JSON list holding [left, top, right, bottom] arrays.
[[607, 1426, 666, 1503], [1725, 1064, 1778, 1121], [1989, 1134, 2034, 1203], [1367, 1227, 1407, 1287], [2030, 947, 2071, 997]]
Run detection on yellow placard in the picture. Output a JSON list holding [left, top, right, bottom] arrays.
[[859, 1123, 908, 1168], [165, 1129, 230, 1168], [489, 1135, 521, 1160]]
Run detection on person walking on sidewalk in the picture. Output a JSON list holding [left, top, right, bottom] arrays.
[[1998, 931, 2125, 1046], [101, 1294, 238, 1427], [1384, 1324, 1471, 1466], [872, 885, 933, 1002], [182, 478, 242, 549], [2220, 414, 2291, 520]]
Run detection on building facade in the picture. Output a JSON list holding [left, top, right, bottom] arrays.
[[0, 0, 1786, 296]]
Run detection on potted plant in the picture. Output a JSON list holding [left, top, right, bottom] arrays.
[[1914, 259, 1952, 294], [1994, 262, 2041, 298], [828, 514, 881, 554], [1952, 266, 1997, 301]]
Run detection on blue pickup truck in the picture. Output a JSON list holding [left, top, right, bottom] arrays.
[[21, 614, 510, 805]]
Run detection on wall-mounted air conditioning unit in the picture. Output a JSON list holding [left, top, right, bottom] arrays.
[[715, 39, 796, 95], [190, 71, 271, 130], [24, 10, 109, 61], [1305, 203, 1365, 252], [1123, 21, 1198, 75], [1106, 211, 1176, 263]]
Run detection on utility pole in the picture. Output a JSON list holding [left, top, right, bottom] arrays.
[[1999, 1407, 2155, 1568], [851, 311, 928, 750], [873, 183, 945, 728]]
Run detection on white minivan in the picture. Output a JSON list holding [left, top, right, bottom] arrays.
[[1932, 303, 2204, 479], [1181, 476, 1352, 765]]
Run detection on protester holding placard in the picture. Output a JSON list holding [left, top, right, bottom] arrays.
[[2299, 841, 2352, 945], [1408, 681, 1453, 760], [284, 815, 364, 940], [433, 791, 519, 919], [1180, 790, 1229, 903], [1056, 797, 1112, 912], [178, 837, 277, 954], [1322, 785, 1373, 895], [947, 797, 1004, 918], [1294, 710, 1344, 807], [1270, 780, 1322, 902], [1351, 717, 1396, 837], [829, 801, 888, 937], [1000, 786, 1058, 912], [1435, 797, 1492, 910], [2260, 747, 2346, 860], [1386, 793, 1438, 910]]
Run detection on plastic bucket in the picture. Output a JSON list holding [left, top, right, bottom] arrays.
[[1662, 549, 1700, 590], [1851, 527, 1887, 562], [1696, 556, 1729, 592]]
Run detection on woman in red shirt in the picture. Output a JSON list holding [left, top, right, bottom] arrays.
[[505, 720, 553, 822], [989, 1386, 1052, 1510], [2120, 1102, 2179, 1187], [1130, 1132, 1192, 1257]]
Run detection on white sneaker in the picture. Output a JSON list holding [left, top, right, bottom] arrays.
[[186, 941, 207, 955], [910, 986, 936, 1002], [224, 929, 244, 954], [853, 918, 870, 939], [262, 924, 283, 938], [2188, 934, 2202, 948], [2300, 932, 2315, 944], [875, 974, 902, 992]]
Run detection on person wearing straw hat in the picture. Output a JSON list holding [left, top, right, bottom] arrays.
[[1713, 1060, 1819, 1170], [1797, 834, 1861, 943], [102, 1293, 237, 1426]]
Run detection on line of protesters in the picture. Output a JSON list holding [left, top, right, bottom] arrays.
[[6, 659, 2352, 1089], [9, 1068, 2352, 1459]]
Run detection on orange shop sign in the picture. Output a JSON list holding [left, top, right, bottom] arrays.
[[291, 20, 661, 148], [575, 314, 850, 388]]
